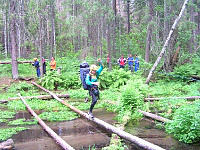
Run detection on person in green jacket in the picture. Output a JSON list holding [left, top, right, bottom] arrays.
[[85, 58, 103, 118]]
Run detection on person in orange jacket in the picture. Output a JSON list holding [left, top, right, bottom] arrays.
[[50, 57, 56, 71]]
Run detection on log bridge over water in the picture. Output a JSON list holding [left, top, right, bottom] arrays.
[[3, 82, 197, 149], [28, 82, 165, 150], [2, 82, 167, 149]]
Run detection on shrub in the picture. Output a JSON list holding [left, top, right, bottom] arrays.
[[116, 78, 149, 122], [99, 69, 132, 89], [165, 100, 200, 143]]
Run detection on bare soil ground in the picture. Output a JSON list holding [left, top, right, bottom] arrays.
[[0, 76, 35, 91]]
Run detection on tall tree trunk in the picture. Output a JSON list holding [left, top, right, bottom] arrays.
[[107, 23, 112, 71], [10, 0, 19, 79], [145, 0, 189, 84], [112, 0, 117, 59], [145, 0, 154, 63], [20, 0, 26, 58], [164, 0, 169, 41], [127, 0, 130, 54], [46, 4, 50, 57], [188, 0, 196, 53], [17, 0, 21, 58], [3, 6, 7, 58], [50, 1, 55, 58], [198, 1, 200, 36], [39, 14, 43, 77]]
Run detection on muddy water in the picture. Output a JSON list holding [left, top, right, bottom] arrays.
[[11, 109, 116, 150], [0, 97, 199, 149], [125, 118, 200, 150], [5, 110, 199, 150]]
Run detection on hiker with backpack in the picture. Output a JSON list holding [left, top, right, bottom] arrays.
[[32, 58, 40, 77], [80, 58, 103, 118]]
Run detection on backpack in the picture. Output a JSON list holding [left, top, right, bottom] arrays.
[[80, 61, 90, 90]]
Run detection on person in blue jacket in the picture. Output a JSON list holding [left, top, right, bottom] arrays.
[[127, 54, 134, 72], [85, 58, 103, 118], [32, 58, 40, 77], [134, 54, 139, 72]]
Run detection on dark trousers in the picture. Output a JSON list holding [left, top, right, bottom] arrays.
[[36, 68, 40, 77], [129, 65, 133, 72], [89, 85, 99, 112], [43, 64, 46, 74], [135, 63, 139, 71], [120, 65, 125, 69]]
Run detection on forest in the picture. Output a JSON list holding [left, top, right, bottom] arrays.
[[0, 0, 199, 149]]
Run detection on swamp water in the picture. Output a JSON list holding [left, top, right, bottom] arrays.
[[0, 109, 199, 150]]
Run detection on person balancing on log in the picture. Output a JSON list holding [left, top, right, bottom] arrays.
[[80, 58, 104, 118]]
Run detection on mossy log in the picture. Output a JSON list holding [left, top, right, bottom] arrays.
[[138, 110, 171, 123], [144, 96, 200, 101], [32, 81, 165, 150], [191, 75, 200, 80], [0, 139, 14, 150], [0, 61, 33, 64], [103, 100, 170, 123], [0, 94, 70, 103], [17, 93, 75, 150]]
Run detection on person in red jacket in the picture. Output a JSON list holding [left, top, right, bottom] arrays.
[[117, 55, 126, 69]]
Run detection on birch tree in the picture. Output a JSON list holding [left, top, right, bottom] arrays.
[[145, 0, 189, 84]]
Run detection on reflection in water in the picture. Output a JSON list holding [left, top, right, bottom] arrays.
[[58, 127, 62, 136], [125, 118, 200, 150], [1, 107, 199, 150]]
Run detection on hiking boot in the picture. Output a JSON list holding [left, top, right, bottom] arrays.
[[85, 97, 89, 103], [88, 111, 94, 118]]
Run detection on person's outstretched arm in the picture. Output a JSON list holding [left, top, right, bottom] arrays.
[[96, 58, 103, 76]]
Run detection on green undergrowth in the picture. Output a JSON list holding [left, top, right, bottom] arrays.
[[102, 134, 128, 150], [149, 81, 200, 97], [0, 82, 40, 100], [7, 81, 34, 93], [149, 98, 187, 119], [67, 88, 88, 99], [145, 80, 200, 144], [1, 60, 200, 144], [0, 127, 28, 141], [69, 100, 104, 110], [101, 75, 148, 123], [6, 98, 71, 111], [0, 110, 15, 119], [0, 119, 7, 123], [165, 100, 200, 143], [38, 111, 79, 122], [8, 118, 38, 126]]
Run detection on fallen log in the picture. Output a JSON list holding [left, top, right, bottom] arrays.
[[0, 61, 33, 64], [144, 96, 200, 101], [17, 93, 75, 150], [18, 77, 34, 81], [138, 110, 171, 123], [0, 139, 14, 150], [191, 75, 200, 80], [0, 94, 70, 103], [103, 100, 170, 123], [32, 81, 165, 150]]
